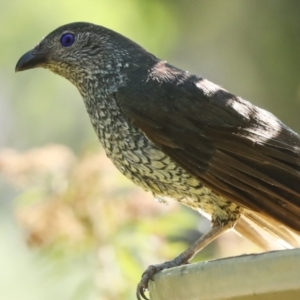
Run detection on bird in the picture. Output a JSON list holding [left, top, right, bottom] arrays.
[[16, 22, 300, 300]]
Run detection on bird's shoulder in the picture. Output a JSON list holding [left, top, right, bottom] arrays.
[[117, 60, 255, 142]]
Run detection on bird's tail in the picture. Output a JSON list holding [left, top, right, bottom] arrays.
[[235, 210, 300, 250]]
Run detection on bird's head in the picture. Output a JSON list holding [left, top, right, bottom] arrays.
[[16, 22, 152, 90]]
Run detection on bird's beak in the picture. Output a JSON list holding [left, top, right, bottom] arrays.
[[15, 50, 47, 72]]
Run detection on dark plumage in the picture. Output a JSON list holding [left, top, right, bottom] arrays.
[[16, 22, 300, 300]]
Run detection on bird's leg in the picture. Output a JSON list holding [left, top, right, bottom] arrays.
[[136, 220, 234, 300]]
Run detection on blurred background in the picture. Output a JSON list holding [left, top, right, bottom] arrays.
[[1, 1, 300, 299]]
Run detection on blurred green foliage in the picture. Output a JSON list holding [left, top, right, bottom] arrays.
[[1, 0, 300, 299], [0, 146, 202, 300]]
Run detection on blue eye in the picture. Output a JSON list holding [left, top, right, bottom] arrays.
[[60, 33, 75, 47]]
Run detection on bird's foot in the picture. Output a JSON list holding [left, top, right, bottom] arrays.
[[136, 256, 189, 300], [136, 223, 230, 299]]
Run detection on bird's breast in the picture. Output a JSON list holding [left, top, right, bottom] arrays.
[[83, 94, 240, 221]]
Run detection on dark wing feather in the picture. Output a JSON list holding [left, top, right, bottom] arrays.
[[117, 61, 300, 231]]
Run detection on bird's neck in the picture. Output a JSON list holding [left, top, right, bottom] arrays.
[[78, 66, 136, 143], [79, 68, 126, 121], [76, 54, 158, 150]]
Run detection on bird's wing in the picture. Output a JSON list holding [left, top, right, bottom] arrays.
[[117, 64, 300, 231]]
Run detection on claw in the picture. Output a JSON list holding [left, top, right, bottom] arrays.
[[136, 263, 174, 300], [136, 265, 162, 300], [136, 253, 192, 299], [136, 282, 149, 300]]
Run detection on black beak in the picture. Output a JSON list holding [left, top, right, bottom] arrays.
[[15, 50, 47, 72]]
